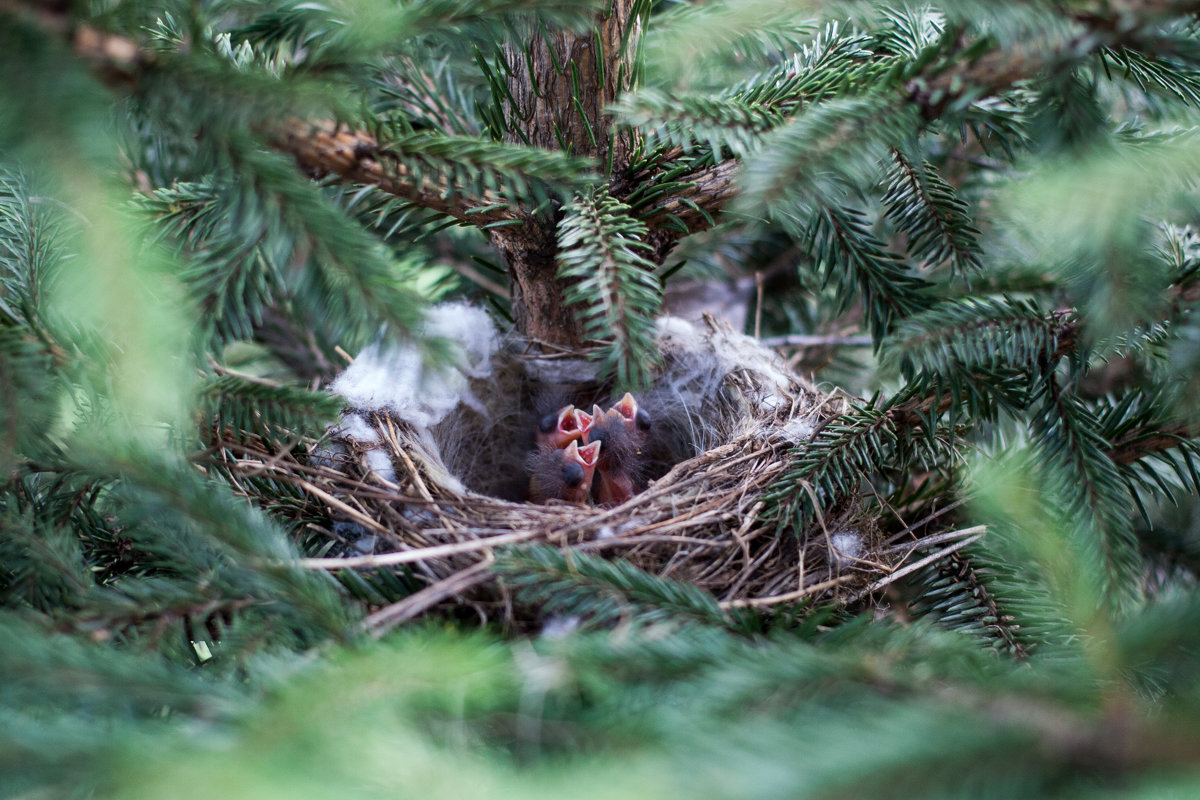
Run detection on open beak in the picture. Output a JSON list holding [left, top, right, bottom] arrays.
[[571, 407, 594, 441], [610, 392, 651, 444], [575, 440, 601, 470], [588, 404, 607, 437], [528, 439, 601, 505], [560, 440, 600, 504], [537, 404, 590, 450], [612, 392, 638, 422]]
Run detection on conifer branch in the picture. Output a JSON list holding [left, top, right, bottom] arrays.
[[891, 390, 1199, 474], [498, 545, 758, 633], [30, 0, 1200, 260], [882, 149, 982, 274], [882, 298, 1071, 378], [557, 187, 662, 387], [612, 89, 784, 158], [198, 374, 345, 447], [6, 6, 580, 230], [805, 203, 934, 340], [270, 120, 518, 226], [376, 56, 480, 137], [909, 1, 1200, 119], [914, 549, 1032, 658]]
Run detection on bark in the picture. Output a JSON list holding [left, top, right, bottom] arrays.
[[490, 215, 582, 346], [487, 0, 644, 347], [642, 159, 743, 262]]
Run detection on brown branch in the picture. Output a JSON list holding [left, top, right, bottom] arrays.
[[641, 159, 743, 260], [1106, 421, 1196, 465], [0, 0, 152, 87], [641, 159, 742, 232], [269, 118, 516, 227], [72, 23, 149, 84]]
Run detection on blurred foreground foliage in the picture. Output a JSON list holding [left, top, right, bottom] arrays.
[[5, 0, 1200, 798]]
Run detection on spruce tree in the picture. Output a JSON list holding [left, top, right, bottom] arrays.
[[5, 1, 1200, 798]]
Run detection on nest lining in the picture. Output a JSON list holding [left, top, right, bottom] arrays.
[[255, 314, 912, 629]]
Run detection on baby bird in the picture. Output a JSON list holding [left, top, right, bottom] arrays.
[[586, 405, 641, 507], [610, 392, 651, 448], [527, 440, 601, 505], [535, 404, 594, 450]]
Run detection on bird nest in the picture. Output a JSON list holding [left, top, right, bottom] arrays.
[[220, 314, 907, 632]]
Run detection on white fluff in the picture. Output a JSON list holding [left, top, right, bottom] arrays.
[[425, 303, 497, 379], [779, 417, 815, 443], [336, 413, 379, 444], [655, 315, 796, 403], [829, 531, 864, 562], [649, 315, 806, 454], [656, 315, 700, 341], [540, 615, 582, 640], [331, 302, 498, 429], [364, 448, 397, 484]]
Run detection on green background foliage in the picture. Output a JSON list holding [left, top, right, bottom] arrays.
[[5, 0, 1200, 797]]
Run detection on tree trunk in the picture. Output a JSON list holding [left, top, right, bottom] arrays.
[[487, 1, 643, 347]]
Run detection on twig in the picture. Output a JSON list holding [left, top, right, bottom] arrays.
[[760, 334, 875, 348], [207, 359, 282, 387], [298, 529, 539, 569], [298, 480, 390, 535], [847, 530, 985, 603], [720, 574, 855, 609], [883, 497, 971, 545], [454, 260, 511, 299], [754, 271, 764, 340], [364, 561, 493, 636], [883, 525, 984, 557]]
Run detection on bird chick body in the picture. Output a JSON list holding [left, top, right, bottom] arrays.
[[586, 405, 642, 507], [527, 440, 601, 504]]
